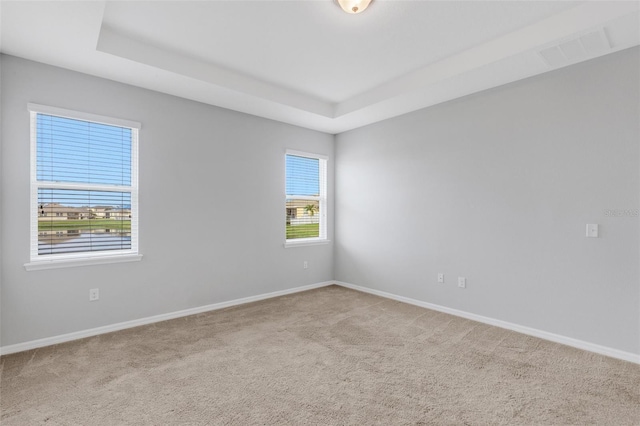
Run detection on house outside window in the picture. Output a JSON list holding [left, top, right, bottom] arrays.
[[26, 104, 141, 270]]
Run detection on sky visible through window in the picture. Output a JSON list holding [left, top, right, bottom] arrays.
[[37, 114, 131, 186], [286, 155, 319, 196], [37, 114, 132, 208]]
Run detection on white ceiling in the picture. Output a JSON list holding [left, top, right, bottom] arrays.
[[1, 1, 639, 134]]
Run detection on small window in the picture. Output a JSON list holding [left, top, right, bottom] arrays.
[[285, 150, 327, 245], [28, 104, 140, 266]]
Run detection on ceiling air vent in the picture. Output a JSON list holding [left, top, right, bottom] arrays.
[[538, 29, 611, 68]]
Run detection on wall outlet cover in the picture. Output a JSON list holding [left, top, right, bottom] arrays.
[[586, 224, 599, 238], [89, 288, 99, 301]]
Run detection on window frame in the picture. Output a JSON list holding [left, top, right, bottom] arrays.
[[25, 103, 142, 271], [284, 149, 328, 248]]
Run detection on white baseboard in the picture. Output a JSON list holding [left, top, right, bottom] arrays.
[[334, 281, 640, 365], [0, 281, 334, 356], [4, 280, 638, 364]]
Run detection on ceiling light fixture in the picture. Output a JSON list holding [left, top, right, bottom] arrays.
[[336, 0, 372, 14]]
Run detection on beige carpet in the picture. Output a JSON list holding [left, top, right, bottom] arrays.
[[1, 285, 639, 425]]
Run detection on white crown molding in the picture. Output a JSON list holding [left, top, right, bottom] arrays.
[[336, 1, 640, 117], [97, 25, 336, 119], [2, 2, 638, 133], [92, 2, 639, 134]]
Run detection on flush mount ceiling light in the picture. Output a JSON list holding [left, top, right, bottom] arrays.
[[336, 0, 372, 14]]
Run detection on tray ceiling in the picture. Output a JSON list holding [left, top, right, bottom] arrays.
[[1, 1, 638, 134]]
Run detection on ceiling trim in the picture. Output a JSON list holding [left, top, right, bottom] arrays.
[[336, 1, 640, 117], [96, 1, 639, 132], [2, 1, 638, 134], [97, 25, 336, 118]]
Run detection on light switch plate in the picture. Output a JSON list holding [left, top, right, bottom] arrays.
[[458, 277, 466, 288]]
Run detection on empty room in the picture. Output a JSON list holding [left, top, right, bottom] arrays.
[[1, 1, 639, 424]]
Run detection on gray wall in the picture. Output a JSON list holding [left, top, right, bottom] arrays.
[[0, 55, 334, 347], [0, 54, 3, 348], [335, 47, 640, 355], [2, 49, 639, 355]]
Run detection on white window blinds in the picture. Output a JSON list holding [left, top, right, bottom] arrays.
[[285, 151, 327, 242], [29, 104, 140, 260]]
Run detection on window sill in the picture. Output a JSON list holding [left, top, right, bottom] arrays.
[[24, 254, 143, 271], [284, 239, 330, 248]]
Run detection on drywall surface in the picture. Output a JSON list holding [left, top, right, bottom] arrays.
[[0, 53, 3, 347], [0, 55, 334, 347], [335, 47, 640, 355]]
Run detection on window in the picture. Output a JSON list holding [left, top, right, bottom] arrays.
[[285, 150, 327, 246], [26, 104, 141, 270]]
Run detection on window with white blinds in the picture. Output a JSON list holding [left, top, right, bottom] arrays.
[[285, 150, 327, 243], [28, 104, 140, 263]]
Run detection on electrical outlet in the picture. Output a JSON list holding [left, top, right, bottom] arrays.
[[458, 277, 466, 289], [303, 261, 308, 269], [437, 273, 444, 283], [586, 224, 598, 238], [89, 288, 99, 301]]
